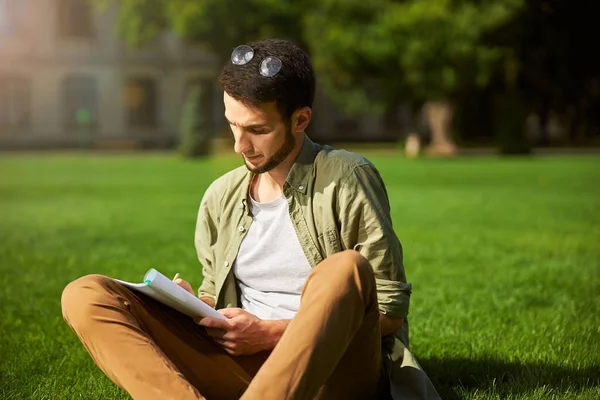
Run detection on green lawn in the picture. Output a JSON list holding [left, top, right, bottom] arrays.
[[1, 152, 599, 400]]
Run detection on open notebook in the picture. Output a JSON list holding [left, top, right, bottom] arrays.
[[114, 268, 226, 320]]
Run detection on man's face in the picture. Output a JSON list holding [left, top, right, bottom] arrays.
[[224, 92, 295, 174]]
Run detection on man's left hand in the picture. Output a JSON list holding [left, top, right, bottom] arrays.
[[196, 308, 286, 356]]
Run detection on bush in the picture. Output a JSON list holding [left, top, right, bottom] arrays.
[[179, 86, 211, 158]]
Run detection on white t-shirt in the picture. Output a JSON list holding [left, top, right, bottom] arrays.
[[233, 194, 312, 320]]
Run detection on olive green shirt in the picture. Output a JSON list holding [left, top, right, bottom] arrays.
[[195, 135, 440, 400]]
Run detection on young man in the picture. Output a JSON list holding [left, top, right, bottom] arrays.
[[62, 39, 440, 400]]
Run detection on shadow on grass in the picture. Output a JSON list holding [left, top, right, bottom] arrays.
[[419, 356, 600, 399]]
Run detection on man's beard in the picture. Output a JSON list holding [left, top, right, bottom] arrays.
[[243, 128, 296, 174]]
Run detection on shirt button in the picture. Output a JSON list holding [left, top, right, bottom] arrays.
[[299, 185, 304, 190], [238, 226, 245, 232], [224, 261, 229, 267]]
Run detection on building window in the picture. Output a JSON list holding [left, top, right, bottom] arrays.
[[124, 78, 158, 128], [63, 76, 98, 130], [58, 0, 94, 38], [0, 77, 30, 130]]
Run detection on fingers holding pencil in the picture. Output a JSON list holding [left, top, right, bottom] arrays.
[[172, 272, 194, 295]]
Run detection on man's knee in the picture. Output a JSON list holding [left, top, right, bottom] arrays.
[[305, 249, 378, 310], [61, 274, 113, 331], [314, 250, 375, 286], [330, 250, 373, 276]]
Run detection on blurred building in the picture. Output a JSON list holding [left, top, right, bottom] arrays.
[[0, 0, 393, 150]]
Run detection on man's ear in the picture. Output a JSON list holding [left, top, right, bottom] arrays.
[[292, 107, 312, 133]]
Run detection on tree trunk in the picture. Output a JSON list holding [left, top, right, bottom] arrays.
[[424, 101, 457, 156]]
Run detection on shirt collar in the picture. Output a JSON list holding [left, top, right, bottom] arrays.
[[284, 133, 318, 195]]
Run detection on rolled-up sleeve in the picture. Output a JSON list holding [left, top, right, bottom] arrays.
[[338, 163, 411, 318], [375, 279, 412, 318]]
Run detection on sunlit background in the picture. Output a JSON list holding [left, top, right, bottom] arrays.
[[0, 0, 598, 153]]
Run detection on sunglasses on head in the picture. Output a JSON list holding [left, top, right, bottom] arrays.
[[231, 45, 282, 78]]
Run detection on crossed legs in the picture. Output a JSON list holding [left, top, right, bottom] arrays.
[[61, 250, 382, 399]]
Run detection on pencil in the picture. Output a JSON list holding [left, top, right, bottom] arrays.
[[172, 272, 180, 281]]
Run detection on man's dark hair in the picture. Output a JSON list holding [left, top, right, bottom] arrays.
[[218, 38, 316, 123]]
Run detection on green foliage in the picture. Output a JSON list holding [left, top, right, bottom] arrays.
[[304, 0, 524, 113], [167, 0, 302, 60], [179, 86, 210, 158], [93, 0, 302, 60], [94, 0, 168, 49], [1, 154, 599, 399], [96, 0, 524, 114]]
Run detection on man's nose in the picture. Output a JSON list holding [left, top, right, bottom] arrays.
[[233, 130, 252, 155]]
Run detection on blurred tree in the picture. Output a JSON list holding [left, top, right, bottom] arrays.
[[179, 86, 210, 158], [97, 0, 539, 153], [303, 0, 524, 155], [94, 0, 305, 157], [491, 0, 600, 146], [94, 0, 303, 61]]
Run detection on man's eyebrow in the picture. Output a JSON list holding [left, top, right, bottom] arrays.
[[225, 117, 268, 129]]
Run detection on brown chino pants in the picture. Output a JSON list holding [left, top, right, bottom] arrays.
[[61, 250, 384, 400]]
